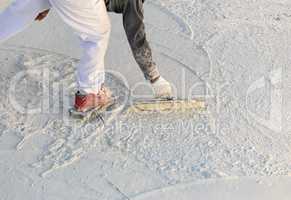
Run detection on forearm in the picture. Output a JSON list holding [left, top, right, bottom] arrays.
[[122, 0, 160, 81], [105, 0, 160, 81]]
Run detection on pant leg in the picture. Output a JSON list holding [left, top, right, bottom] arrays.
[[122, 0, 160, 82], [50, 0, 111, 94], [0, 0, 51, 42]]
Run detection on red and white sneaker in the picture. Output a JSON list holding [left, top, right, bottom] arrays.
[[72, 86, 113, 114]]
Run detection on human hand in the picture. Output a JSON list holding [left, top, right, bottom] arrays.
[[35, 9, 50, 21]]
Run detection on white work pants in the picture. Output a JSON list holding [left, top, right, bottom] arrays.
[[0, 0, 111, 93]]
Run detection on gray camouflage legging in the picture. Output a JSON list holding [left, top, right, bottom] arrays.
[[105, 0, 160, 82]]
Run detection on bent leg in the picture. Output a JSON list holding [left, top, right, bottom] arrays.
[[0, 0, 51, 42], [122, 0, 160, 82], [50, 0, 111, 94], [76, 32, 110, 94]]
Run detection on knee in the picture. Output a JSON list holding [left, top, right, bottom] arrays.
[[102, 19, 111, 39], [95, 14, 111, 41], [101, 10, 112, 36], [81, 22, 111, 50]]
